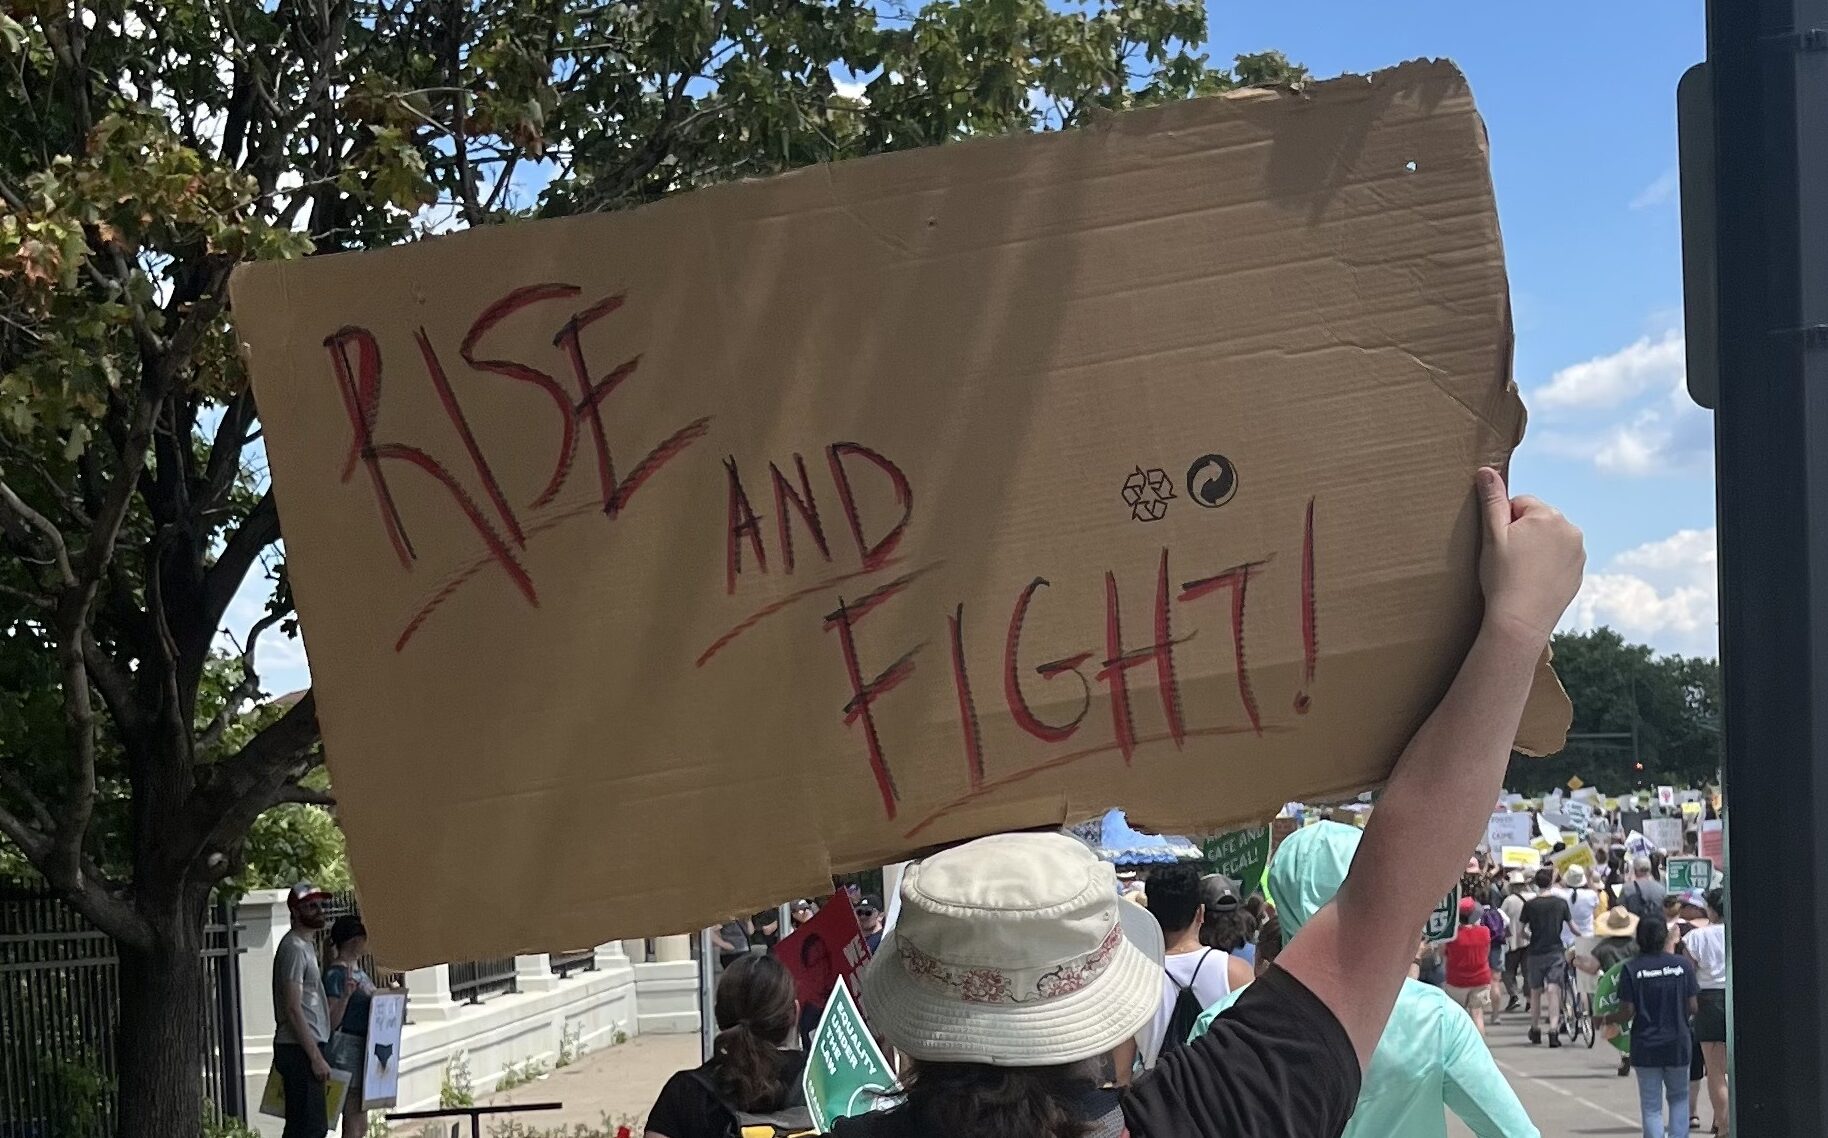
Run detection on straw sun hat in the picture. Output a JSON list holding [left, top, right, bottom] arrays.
[[860, 832, 1165, 1066]]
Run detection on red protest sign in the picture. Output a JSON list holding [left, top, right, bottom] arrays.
[[774, 891, 872, 1011]]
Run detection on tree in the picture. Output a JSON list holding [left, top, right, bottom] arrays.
[[0, 2, 1301, 1133], [1506, 627, 1722, 795]]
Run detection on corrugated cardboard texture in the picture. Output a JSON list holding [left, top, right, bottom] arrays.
[[231, 59, 1569, 967]]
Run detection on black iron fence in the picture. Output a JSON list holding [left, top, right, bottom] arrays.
[[0, 891, 244, 1137], [547, 948, 596, 978], [447, 957, 518, 1004]]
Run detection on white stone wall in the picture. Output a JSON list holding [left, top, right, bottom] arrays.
[[236, 894, 699, 1135]]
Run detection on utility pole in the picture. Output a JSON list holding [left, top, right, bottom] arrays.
[[1698, 0, 1827, 1132]]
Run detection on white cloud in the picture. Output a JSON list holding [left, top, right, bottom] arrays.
[[1563, 528, 1718, 656], [1533, 331, 1685, 411], [1631, 168, 1679, 211]]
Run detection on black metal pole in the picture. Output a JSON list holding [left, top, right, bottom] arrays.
[[1703, 1, 1827, 1134]]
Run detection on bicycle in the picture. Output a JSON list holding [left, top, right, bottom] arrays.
[[1561, 973, 1596, 1047]]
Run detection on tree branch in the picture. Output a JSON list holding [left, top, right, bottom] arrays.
[[198, 610, 282, 752], [268, 782, 335, 809], [200, 489, 278, 635], [0, 473, 77, 587], [183, 691, 321, 876]]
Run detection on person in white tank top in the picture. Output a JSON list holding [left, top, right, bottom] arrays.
[[1132, 864, 1254, 1068]]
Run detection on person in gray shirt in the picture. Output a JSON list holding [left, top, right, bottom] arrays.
[[274, 882, 334, 1137], [1620, 857, 1668, 923]]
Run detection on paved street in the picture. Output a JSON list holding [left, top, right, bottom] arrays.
[[1450, 1014, 1655, 1138]]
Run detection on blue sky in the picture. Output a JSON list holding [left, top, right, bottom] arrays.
[[232, 1, 1720, 697]]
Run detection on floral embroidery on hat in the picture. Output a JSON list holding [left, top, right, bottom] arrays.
[[899, 924, 1124, 1005]]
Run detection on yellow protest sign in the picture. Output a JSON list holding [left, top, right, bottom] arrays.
[[1550, 843, 1597, 875], [1503, 846, 1543, 870], [1567, 775, 1584, 790]]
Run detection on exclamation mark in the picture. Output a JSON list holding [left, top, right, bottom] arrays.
[[1294, 497, 1318, 714]]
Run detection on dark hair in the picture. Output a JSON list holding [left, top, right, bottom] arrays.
[[1146, 864, 1202, 935], [1706, 886, 1726, 918], [1242, 895, 1266, 923], [1257, 912, 1283, 964], [899, 1061, 1095, 1138], [710, 954, 798, 1111], [329, 916, 366, 948], [1534, 867, 1554, 890], [1199, 906, 1258, 953], [1636, 914, 1669, 957]]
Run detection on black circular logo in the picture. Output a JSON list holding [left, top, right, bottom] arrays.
[[1186, 454, 1238, 509]]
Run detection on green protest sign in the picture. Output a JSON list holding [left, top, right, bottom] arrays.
[[1202, 825, 1272, 895], [1666, 856, 1714, 894], [804, 979, 898, 1132], [1424, 886, 1461, 943], [1594, 962, 1631, 1054]]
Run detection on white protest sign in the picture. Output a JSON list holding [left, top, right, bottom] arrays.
[[1657, 786, 1676, 808], [361, 991, 408, 1109], [1561, 800, 1593, 836], [1486, 812, 1534, 853], [1643, 817, 1684, 855], [1537, 812, 1563, 845]]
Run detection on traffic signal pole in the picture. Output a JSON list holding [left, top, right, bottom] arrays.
[[1701, 1, 1827, 1132]]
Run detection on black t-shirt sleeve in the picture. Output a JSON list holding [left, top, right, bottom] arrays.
[[1122, 966, 1360, 1138], [642, 1070, 725, 1138]]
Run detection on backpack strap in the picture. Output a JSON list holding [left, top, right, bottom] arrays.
[[1172, 949, 1212, 994]]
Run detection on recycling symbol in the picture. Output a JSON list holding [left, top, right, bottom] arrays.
[[1120, 466, 1176, 523]]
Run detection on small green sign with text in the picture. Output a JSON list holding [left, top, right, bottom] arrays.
[[1666, 856, 1713, 894], [804, 979, 898, 1132], [1424, 887, 1461, 943], [1203, 825, 1272, 895]]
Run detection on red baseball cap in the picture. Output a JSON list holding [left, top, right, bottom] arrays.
[[1457, 896, 1478, 914]]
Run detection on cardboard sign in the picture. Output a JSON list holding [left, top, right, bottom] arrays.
[[1486, 811, 1534, 853], [804, 978, 899, 1131], [361, 991, 408, 1109], [1657, 786, 1677, 808], [1424, 886, 1462, 943], [1666, 856, 1714, 894], [1203, 825, 1272, 894], [1566, 776, 1584, 791], [775, 891, 871, 1014], [1643, 817, 1684, 856], [1700, 819, 1725, 870], [229, 60, 1570, 964]]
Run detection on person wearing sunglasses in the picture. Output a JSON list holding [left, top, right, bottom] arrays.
[[274, 882, 335, 1138]]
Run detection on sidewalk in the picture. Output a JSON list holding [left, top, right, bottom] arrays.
[[474, 1032, 700, 1134]]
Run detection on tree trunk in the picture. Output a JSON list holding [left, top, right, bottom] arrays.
[[114, 916, 207, 1138]]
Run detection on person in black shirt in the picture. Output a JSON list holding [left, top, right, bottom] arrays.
[[1608, 915, 1699, 1138], [825, 470, 1584, 1138], [644, 955, 809, 1138], [1518, 867, 1575, 1047]]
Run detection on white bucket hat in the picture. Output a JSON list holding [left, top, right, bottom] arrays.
[[859, 831, 1165, 1066]]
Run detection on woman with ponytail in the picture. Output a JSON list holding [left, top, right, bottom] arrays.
[[644, 954, 805, 1138]]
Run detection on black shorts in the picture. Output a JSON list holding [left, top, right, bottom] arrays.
[[1694, 988, 1728, 1043]]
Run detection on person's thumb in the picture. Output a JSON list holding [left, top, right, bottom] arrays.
[[1477, 467, 1510, 543]]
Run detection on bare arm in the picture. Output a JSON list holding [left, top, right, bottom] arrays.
[[1226, 953, 1255, 992], [1279, 469, 1583, 1065]]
